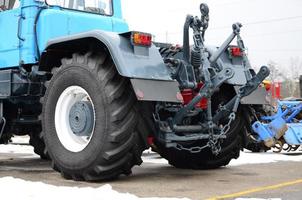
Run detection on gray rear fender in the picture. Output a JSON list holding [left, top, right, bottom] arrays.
[[41, 30, 181, 103]]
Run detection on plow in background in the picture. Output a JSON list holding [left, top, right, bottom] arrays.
[[252, 99, 302, 153]]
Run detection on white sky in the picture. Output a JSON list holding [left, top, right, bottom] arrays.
[[122, 0, 302, 72]]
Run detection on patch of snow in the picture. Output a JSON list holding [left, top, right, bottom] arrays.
[[0, 144, 34, 154], [142, 149, 302, 166], [142, 151, 168, 164], [10, 136, 30, 144], [0, 177, 190, 200], [229, 150, 302, 166], [0, 143, 38, 158]]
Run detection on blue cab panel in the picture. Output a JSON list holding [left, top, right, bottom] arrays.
[[0, 8, 21, 68], [0, 0, 129, 69], [36, 7, 128, 54]]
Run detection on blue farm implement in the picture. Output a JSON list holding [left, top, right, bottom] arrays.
[[252, 100, 302, 153]]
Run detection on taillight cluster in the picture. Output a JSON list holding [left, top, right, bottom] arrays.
[[229, 46, 243, 57], [131, 32, 152, 47]]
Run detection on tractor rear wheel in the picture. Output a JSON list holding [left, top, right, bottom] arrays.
[[155, 86, 244, 169], [41, 52, 147, 181]]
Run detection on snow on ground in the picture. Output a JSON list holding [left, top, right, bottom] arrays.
[[0, 141, 39, 159], [0, 137, 301, 200], [2, 137, 302, 166], [229, 151, 302, 166], [10, 135, 29, 144], [0, 177, 189, 200], [142, 148, 302, 166]]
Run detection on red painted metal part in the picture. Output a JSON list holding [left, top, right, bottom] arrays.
[[274, 82, 281, 99], [181, 83, 208, 109], [263, 81, 281, 99], [147, 136, 154, 146]]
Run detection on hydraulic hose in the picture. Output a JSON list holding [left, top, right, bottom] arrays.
[[34, 6, 47, 61]]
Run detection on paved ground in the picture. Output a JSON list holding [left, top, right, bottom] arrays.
[[0, 143, 302, 200]]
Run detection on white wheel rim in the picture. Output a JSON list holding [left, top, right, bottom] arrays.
[[55, 86, 96, 152]]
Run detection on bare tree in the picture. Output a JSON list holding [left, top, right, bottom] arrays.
[[267, 60, 281, 82], [282, 57, 302, 97], [288, 57, 302, 80], [266, 58, 302, 98]]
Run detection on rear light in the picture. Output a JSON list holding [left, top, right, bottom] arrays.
[[262, 80, 271, 91], [229, 46, 242, 57], [131, 32, 152, 47]]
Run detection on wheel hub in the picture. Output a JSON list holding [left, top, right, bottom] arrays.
[[69, 101, 94, 136], [55, 86, 96, 152]]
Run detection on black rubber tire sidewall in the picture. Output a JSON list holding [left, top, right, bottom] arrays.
[[43, 65, 108, 172]]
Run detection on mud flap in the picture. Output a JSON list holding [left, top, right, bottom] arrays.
[[234, 86, 270, 105], [130, 79, 182, 103]]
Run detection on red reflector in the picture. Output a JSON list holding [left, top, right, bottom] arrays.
[[176, 92, 184, 103], [230, 47, 242, 57], [131, 32, 152, 47], [135, 89, 144, 100], [147, 136, 154, 145]]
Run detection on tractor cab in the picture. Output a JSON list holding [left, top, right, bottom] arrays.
[[0, 0, 128, 69], [46, 0, 112, 15]]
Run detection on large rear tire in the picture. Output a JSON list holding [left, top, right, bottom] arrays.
[[41, 52, 147, 181], [155, 86, 243, 169]]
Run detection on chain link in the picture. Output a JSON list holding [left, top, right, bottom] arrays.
[[174, 111, 236, 155], [222, 112, 236, 134], [175, 143, 209, 153]]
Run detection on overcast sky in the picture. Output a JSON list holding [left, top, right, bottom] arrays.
[[122, 0, 302, 73]]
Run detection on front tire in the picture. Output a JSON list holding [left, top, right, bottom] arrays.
[[41, 52, 147, 181]]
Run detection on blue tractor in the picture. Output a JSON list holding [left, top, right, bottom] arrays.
[[0, 0, 269, 180]]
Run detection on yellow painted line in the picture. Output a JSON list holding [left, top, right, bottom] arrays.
[[206, 179, 302, 200]]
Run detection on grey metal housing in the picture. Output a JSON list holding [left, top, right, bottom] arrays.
[[43, 30, 182, 103], [45, 30, 173, 81], [207, 46, 249, 85]]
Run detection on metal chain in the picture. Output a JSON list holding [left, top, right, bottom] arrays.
[[174, 111, 236, 154], [175, 143, 209, 153], [209, 111, 236, 155], [221, 112, 236, 135]]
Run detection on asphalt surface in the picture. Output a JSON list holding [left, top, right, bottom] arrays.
[[0, 145, 302, 200]]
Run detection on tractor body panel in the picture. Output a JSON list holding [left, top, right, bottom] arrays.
[[0, 0, 129, 68], [207, 46, 251, 85], [130, 79, 181, 102], [1, 0, 172, 80], [37, 6, 128, 54], [234, 86, 269, 105], [0, 7, 21, 68], [45, 30, 173, 81]]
